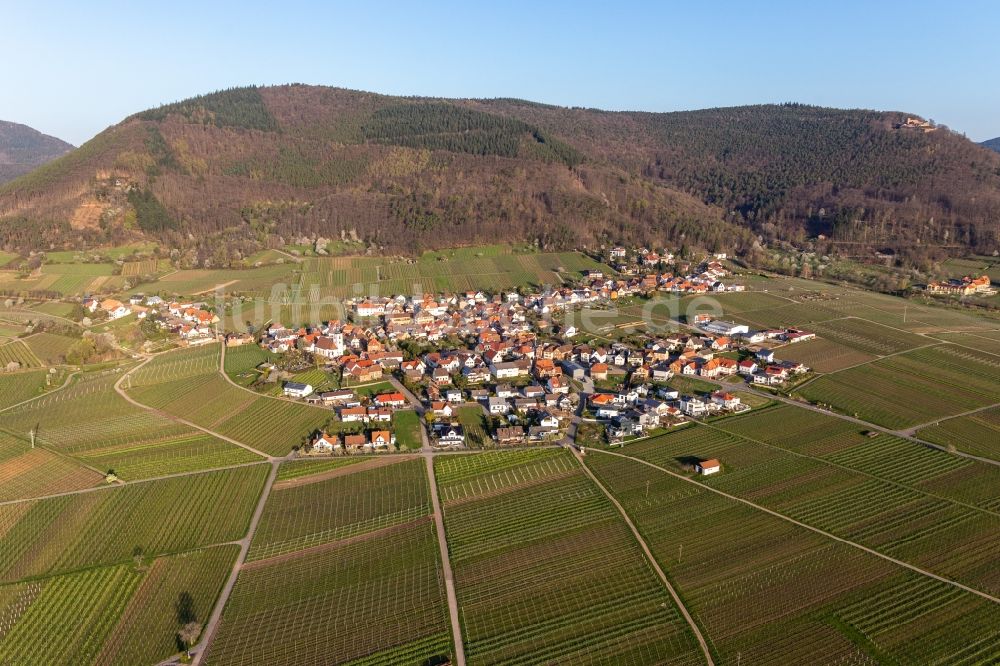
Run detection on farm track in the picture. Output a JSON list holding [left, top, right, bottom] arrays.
[[900, 401, 1000, 437], [191, 459, 280, 666], [424, 453, 466, 666], [114, 352, 272, 459], [589, 448, 1000, 605], [573, 447, 715, 666]]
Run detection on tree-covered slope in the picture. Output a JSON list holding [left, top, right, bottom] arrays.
[[1, 85, 998, 260], [0, 121, 73, 185]]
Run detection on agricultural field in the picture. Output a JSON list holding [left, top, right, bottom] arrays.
[[222, 343, 271, 386], [127, 344, 334, 455], [807, 317, 928, 356], [585, 452, 1000, 665], [92, 546, 238, 665], [0, 431, 104, 501], [206, 461, 451, 666], [0, 340, 41, 368], [0, 464, 267, 582], [21, 331, 78, 365], [930, 329, 1000, 356], [33, 262, 125, 296], [916, 406, 1000, 461], [797, 344, 1000, 428], [621, 414, 1000, 596], [247, 457, 430, 561], [2, 371, 263, 479], [777, 336, 876, 373], [436, 449, 706, 664], [0, 369, 50, 409], [27, 300, 78, 318], [119, 257, 163, 277]]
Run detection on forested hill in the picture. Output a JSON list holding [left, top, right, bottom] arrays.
[[2, 84, 998, 262], [0, 121, 73, 185], [982, 137, 1000, 153]]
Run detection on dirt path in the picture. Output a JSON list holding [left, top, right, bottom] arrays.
[[272, 454, 416, 490], [191, 459, 280, 666], [423, 453, 466, 666], [114, 355, 272, 459], [192, 280, 238, 296], [898, 401, 1000, 437], [572, 447, 715, 666], [588, 448, 1000, 605]]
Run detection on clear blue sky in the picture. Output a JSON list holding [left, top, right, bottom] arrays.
[[3, 0, 998, 145]]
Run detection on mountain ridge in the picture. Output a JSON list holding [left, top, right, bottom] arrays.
[[982, 137, 1000, 153], [2, 85, 998, 263], [0, 120, 74, 185]]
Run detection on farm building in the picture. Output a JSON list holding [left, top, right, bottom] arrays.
[[696, 459, 721, 475]]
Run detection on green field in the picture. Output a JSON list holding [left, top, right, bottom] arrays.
[[2, 371, 263, 479], [619, 410, 1000, 596], [127, 344, 333, 455], [585, 452, 1000, 664], [436, 450, 706, 664], [916, 406, 1000, 461], [206, 461, 451, 665], [0, 465, 266, 582], [797, 344, 1000, 428], [247, 457, 430, 561], [457, 405, 490, 448]]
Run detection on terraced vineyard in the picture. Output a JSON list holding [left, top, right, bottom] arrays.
[[436, 449, 706, 664], [206, 460, 451, 665], [585, 452, 1000, 665]]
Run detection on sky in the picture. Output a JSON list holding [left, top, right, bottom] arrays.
[[3, 0, 999, 145]]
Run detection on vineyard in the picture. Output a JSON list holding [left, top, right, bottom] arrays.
[[22, 332, 78, 365], [917, 406, 1000, 460], [0, 340, 41, 368], [247, 458, 431, 561], [797, 344, 1000, 428], [0, 431, 103, 501], [95, 546, 239, 665], [205, 463, 451, 665], [127, 345, 333, 455], [0, 465, 266, 582], [808, 317, 928, 356], [2, 371, 263, 479], [584, 452, 1000, 665], [436, 449, 706, 665], [623, 417, 1000, 596], [0, 369, 49, 409]]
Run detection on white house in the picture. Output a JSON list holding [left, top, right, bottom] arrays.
[[680, 397, 708, 417], [283, 382, 314, 398], [488, 397, 511, 414]]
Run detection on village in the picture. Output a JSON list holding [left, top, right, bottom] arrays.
[[80, 248, 812, 463]]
